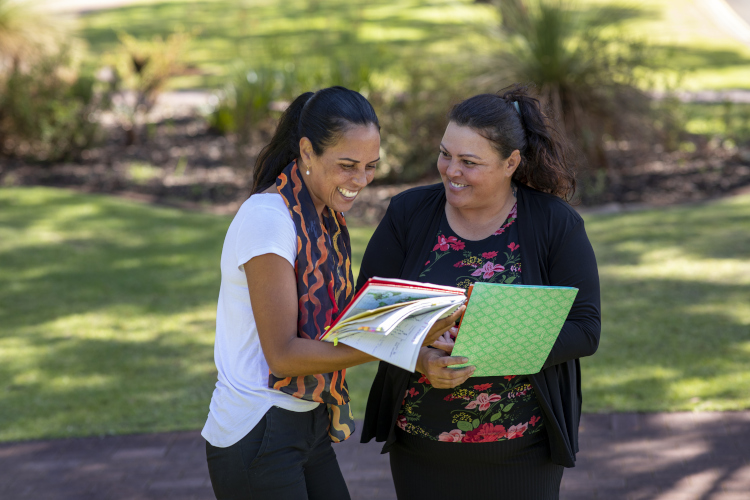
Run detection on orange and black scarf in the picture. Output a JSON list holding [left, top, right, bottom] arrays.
[[270, 160, 355, 442]]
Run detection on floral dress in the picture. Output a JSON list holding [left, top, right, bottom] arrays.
[[398, 202, 545, 443]]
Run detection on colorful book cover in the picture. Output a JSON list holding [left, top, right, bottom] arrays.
[[450, 283, 578, 376]]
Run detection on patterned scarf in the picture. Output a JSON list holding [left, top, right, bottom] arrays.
[[271, 160, 355, 442]]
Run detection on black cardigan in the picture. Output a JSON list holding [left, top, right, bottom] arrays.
[[356, 183, 601, 467]]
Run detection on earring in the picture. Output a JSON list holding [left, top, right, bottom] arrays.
[[306, 168, 310, 175]]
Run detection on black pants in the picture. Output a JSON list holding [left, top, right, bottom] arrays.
[[390, 427, 564, 499], [205, 405, 351, 500]]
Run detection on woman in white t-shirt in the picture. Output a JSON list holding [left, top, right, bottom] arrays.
[[202, 86, 465, 500]]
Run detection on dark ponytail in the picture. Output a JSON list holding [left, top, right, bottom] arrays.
[[448, 84, 576, 201], [252, 86, 380, 194]]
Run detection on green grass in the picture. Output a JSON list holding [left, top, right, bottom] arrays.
[[76, 0, 496, 89], [73, 0, 750, 91], [580, 194, 750, 412], [682, 102, 750, 143], [0, 186, 377, 441], [1, 187, 749, 442]]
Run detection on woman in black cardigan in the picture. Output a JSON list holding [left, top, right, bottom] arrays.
[[357, 86, 601, 499]]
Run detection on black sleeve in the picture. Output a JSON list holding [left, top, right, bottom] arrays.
[[355, 199, 406, 291], [543, 219, 601, 368]]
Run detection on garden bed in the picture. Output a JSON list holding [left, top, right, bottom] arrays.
[[2, 115, 750, 223]]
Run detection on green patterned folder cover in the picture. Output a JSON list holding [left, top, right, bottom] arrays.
[[449, 283, 578, 376]]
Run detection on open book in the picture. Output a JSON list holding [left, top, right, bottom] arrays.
[[321, 278, 466, 372]]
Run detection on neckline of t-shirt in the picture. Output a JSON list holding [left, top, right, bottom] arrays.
[[441, 202, 518, 243]]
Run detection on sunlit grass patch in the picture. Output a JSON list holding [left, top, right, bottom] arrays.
[[0, 187, 228, 441], [75, 0, 750, 91], [581, 194, 750, 412]]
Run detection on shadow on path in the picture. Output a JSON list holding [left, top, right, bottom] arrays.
[[0, 412, 748, 499]]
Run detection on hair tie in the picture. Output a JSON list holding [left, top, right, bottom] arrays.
[[512, 101, 520, 115]]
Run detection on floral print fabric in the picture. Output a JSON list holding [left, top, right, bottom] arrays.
[[399, 202, 545, 442]]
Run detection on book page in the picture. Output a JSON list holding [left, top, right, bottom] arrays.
[[331, 295, 465, 339], [340, 285, 460, 322], [338, 303, 461, 372]]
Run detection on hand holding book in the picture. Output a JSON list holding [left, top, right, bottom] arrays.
[[415, 346, 475, 389], [431, 326, 458, 353], [322, 278, 466, 372], [325, 278, 576, 376], [422, 308, 466, 348]]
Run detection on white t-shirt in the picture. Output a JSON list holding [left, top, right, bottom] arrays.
[[202, 193, 319, 448]]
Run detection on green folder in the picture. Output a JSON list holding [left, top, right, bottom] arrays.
[[450, 283, 578, 376]]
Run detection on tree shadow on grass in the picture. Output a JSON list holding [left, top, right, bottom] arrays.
[[0, 188, 229, 330], [0, 188, 228, 440], [649, 43, 750, 73], [0, 333, 217, 441], [583, 273, 750, 412], [76, 0, 493, 86], [584, 195, 750, 266]]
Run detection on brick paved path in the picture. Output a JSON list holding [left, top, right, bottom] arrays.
[[1, 412, 748, 500]]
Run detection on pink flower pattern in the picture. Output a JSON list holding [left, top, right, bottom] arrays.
[[397, 415, 407, 431], [507, 422, 529, 439], [438, 429, 465, 442], [433, 235, 465, 252], [465, 393, 503, 411], [471, 262, 506, 279]]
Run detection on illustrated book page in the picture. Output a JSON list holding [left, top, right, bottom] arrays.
[[320, 277, 466, 371]]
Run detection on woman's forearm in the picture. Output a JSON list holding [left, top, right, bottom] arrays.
[[269, 337, 377, 378]]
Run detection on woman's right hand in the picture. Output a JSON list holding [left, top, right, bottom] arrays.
[[415, 346, 475, 389]]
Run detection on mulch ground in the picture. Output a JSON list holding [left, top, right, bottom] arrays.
[[1, 412, 748, 500], [2, 115, 750, 225]]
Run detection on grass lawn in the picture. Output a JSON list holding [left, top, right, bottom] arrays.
[[1, 187, 749, 442], [74, 0, 750, 91]]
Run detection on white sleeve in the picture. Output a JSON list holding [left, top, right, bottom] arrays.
[[234, 201, 297, 271]]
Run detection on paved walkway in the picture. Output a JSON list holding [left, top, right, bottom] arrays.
[[1, 413, 748, 500]]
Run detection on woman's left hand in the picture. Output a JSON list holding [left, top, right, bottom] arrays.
[[421, 306, 465, 347], [416, 346, 474, 389], [432, 326, 457, 353]]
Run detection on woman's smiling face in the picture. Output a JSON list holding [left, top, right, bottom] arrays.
[[437, 121, 519, 211], [300, 124, 380, 215]]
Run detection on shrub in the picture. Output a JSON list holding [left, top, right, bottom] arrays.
[[484, 0, 656, 202], [109, 30, 194, 145], [0, 0, 67, 69], [209, 66, 296, 168], [371, 65, 463, 183], [209, 54, 463, 183], [0, 50, 114, 162], [210, 59, 376, 169]]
